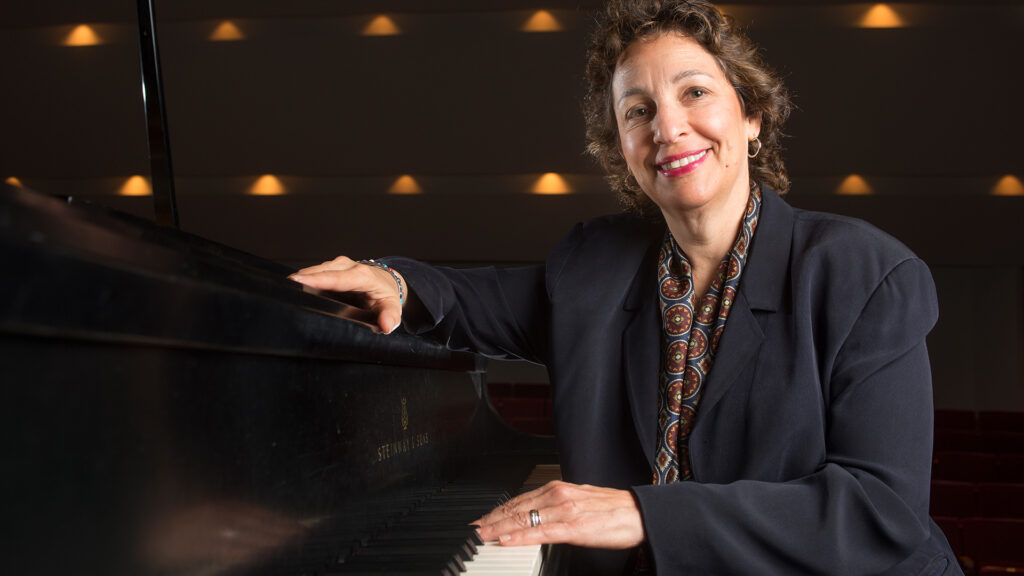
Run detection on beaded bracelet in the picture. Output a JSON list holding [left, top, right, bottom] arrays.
[[359, 259, 405, 304]]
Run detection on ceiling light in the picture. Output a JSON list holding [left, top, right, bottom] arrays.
[[531, 173, 572, 195], [388, 175, 422, 194], [363, 15, 401, 36], [249, 174, 286, 196], [522, 10, 563, 32], [119, 175, 152, 196], [210, 21, 245, 42], [991, 175, 1024, 196], [64, 24, 102, 47], [858, 4, 906, 28], [836, 174, 874, 196]]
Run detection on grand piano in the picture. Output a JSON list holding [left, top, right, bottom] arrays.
[[2, 182, 561, 575]]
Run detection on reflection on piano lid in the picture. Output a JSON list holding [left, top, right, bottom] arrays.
[[1, 184, 559, 575]]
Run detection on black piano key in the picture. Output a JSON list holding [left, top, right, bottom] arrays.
[[326, 571, 454, 576], [370, 534, 477, 560], [332, 555, 463, 574], [356, 546, 468, 568]]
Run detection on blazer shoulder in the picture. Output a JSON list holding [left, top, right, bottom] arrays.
[[790, 207, 920, 271], [786, 208, 936, 324], [546, 212, 661, 295], [579, 212, 659, 239]]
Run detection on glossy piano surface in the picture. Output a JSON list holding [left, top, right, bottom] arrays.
[[1, 184, 557, 576]]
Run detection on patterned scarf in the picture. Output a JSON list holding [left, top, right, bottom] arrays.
[[653, 187, 761, 484]]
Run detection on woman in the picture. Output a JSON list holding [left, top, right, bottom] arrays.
[[290, 1, 960, 574]]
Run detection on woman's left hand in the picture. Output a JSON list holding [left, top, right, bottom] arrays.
[[472, 481, 646, 549]]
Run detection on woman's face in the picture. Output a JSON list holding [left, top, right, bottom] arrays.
[[612, 33, 760, 218]]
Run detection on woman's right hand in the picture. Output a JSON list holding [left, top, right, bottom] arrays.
[[289, 256, 406, 334]]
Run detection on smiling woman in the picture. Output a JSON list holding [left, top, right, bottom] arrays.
[[613, 36, 757, 214], [611, 34, 759, 298], [290, 1, 962, 574], [583, 0, 791, 217]]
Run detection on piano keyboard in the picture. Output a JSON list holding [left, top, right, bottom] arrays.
[[518, 463, 563, 491], [462, 541, 542, 575], [325, 464, 561, 576], [462, 464, 561, 576]]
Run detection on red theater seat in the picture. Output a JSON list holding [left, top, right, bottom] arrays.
[[931, 481, 977, 517], [978, 566, 1024, 575], [935, 431, 1024, 454], [933, 516, 963, 555], [978, 561, 1024, 569], [933, 452, 1000, 482], [936, 409, 978, 431], [961, 518, 1024, 566], [979, 412, 1024, 433], [978, 483, 1024, 518], [935, 429, 987, 452], [989, 433, 1024, 455], [998, 455, 1024, 483]]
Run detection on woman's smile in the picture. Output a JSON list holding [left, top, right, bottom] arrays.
[[656, 148, 709, 175]]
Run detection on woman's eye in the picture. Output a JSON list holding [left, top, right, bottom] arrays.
[[625, 107, 649, 121], [688, 88, 707, 99]]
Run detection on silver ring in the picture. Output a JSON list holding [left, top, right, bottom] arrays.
[[529, 509, 541, 528]]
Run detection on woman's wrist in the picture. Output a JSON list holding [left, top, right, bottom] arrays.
[[359, 259, 405, 304]]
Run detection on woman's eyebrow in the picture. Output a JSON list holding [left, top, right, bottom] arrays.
[[616, 69, 713, 105], [672, 69, 712, 83]]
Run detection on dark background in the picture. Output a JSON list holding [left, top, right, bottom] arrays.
[[1, 0, 1021, 410]]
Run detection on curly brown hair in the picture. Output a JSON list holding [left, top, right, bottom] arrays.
[[583, 0, 792, 214]]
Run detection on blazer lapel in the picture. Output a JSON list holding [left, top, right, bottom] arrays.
[[697, 291, 764, 416], [699, 186, 794, 417], [621, 231, 662, 469]]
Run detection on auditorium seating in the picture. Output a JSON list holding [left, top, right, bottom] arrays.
[[486, 382, 554, 435], [932, 452, 1000, 482], [962, 519, 1024, 569], [979, 412, 1024, 433], [977, 483, 1024, 518], [931, 481, 978, 517], [932, 482, 1024, 518], [932, 410, 1024, 574]]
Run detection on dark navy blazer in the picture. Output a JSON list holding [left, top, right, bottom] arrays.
[[388, 187, 962, 575]]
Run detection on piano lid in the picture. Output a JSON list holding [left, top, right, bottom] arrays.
[[1, 182, 480, 371]]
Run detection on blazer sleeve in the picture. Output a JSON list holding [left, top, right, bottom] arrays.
[[632, 257, 942, 575], [380, 224, 585, 365], [379, 257, 550, 364]]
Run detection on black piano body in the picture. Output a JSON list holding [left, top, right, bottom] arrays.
[[2, 183, 558, 575]]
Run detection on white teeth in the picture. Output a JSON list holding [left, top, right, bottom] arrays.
[[659, 150, 707, 171]]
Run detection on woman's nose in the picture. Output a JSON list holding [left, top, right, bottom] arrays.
[[653, 105, 688, 144]]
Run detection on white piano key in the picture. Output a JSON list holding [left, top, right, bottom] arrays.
[[462, 541, 543, 576]]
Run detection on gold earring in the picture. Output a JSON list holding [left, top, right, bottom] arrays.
[[747, 137, 762, 159]]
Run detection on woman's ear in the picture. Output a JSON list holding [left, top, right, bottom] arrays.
[[746, 111, 763, 139]]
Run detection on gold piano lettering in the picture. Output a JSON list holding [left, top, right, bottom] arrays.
[[376, 432, 431, 463]]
